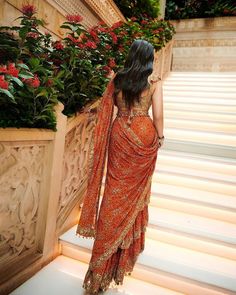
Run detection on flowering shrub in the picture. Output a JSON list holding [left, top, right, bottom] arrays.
[[165, 0, 236, 20], [0, 5, 58, 129], [0, 3, 175, 127]]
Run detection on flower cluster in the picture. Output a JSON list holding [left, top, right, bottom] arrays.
[[66, 14, 83, 23], [0, 63, 19, 78], [23, 74, 40, 88], [0, 75, 9, 89], [22, 4, 36, 17]]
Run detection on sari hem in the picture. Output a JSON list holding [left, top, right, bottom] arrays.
[[82, 222, 148, 294], [89, 175, 152, 270]]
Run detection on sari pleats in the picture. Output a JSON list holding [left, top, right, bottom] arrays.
[[82, 115, 158, 294]]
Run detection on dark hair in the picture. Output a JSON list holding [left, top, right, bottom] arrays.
[[113, 39, 154, 110]]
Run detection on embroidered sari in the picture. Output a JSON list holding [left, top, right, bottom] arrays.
[[76, 74, 159, 293]]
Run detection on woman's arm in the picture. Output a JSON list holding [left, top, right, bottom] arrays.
[[152, 80, 164, 137]]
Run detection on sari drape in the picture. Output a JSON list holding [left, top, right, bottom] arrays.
[[76, 75, 159, 293]]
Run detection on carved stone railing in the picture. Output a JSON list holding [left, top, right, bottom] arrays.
[[153, 40, 174, 80], [56, 100, 100, 234]]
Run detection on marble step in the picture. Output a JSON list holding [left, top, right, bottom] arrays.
[[148, 206, 236, 245], [164, 81, 236, 88], [164, 89, 236, 98], [164, 127, 236, 148], [150, 193, 236, 224], [166, 75, 236, 82], [157, 150, 236, 177], [163, 102, 236, 113], [146, 226, 236, 261], [59, 227, 236, 293], [10, 255, 184, 295], [166, 71, 236, 81], [163, 138, 236, 159], [153, 168, 236, 196], [164, 110, 236, 123], [150, 182, 236, 213], [163, 96, 236, 105], [163, 82, 236, 93], [164, 118, 236, 134]]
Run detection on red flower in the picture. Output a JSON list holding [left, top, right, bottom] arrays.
[[89, 29, 99, 42], [24, 74, 40, 88], [105, 44, 111, 50], [0, 65, 7, 73], [46, 79, 53, 87], [0, 75, 9, 89], [26, 32, 39, 39], [108, 58, 116, 68], [7, 63, 19, 77], [130, 17, 137, 21], [159, 28, 164, 32], [53, 40, 64, 50], [111, 21, 124, 29], [109, 32, 118, 44], [22, 4, 36, 17], [153, 29, 160, 34], [66, 14, 83, 23], [98, 21, 106, 26], [98, 27, 107, 33], [66, 34, 79, 44], [78, 43, 85, 49], [84, 41, 97, 49], [141, 20, 148, 25]]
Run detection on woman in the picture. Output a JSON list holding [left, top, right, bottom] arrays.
[[76, 39, 164, 294]]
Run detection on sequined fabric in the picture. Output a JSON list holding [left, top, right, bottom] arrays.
[[77, 75, 159, 294]]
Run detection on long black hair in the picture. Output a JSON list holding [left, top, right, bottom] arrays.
[[113, 39, 154, 110]]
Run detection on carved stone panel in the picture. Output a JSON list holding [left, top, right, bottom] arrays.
[[57, 112, 97, 231], [0, 142, 46, 283]]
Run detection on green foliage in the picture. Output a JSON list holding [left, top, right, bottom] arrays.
[[0, 6, 57, 130], [165, 0, 236, 20], [114, 0, 160, 19]]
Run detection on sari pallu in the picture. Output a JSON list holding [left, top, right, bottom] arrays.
[[77, 76, 159, 293]]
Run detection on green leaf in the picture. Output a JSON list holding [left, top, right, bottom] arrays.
[[29, 57, 40, 68], [18, 72, 34, 79], [36, 89, 48, 98], [11, 77, 24, 87], [60, 24, 73, 30], [17, 63, 30, 70], [0, 88, 15, 101]]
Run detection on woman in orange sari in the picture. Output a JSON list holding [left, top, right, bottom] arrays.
[[76, 39, 164, 294]]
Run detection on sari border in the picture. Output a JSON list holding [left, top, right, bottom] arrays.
[[90, 175, 152, 269]]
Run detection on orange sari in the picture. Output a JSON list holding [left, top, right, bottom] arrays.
[[76, 75, 159, 293]]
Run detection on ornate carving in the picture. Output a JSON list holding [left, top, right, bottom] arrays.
[[0, 142, 45, 281], [174, 39, 236, 47], [83, 0, 126, 26], [48, 0, 101, 29], [57, 111, 98, 230]]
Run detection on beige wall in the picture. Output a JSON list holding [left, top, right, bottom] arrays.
[[171, 17, 236, 71]]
